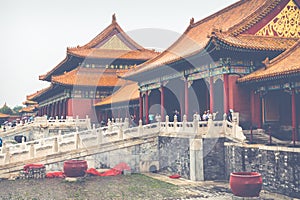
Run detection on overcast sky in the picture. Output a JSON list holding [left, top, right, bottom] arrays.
[[0, 0, 237, 108]]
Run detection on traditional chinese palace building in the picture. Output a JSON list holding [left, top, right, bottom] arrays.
[[27, 15, 158, 123], [27, 0, 299, 141], [122, 0, 300, 140]]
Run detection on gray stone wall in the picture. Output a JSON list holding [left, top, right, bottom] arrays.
[[225, 143, 300, 199], [90, 137, 160, 173], [203, 138, 226, 180], [158, 136, 190, 179]]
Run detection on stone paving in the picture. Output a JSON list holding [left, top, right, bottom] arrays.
[[143, 173, 298, 200]]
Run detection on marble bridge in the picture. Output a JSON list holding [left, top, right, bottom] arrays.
[[0, 114, 245, 180]]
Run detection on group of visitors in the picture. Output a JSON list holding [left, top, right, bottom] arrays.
[[193, 110, 212, 121], [148, 113, 162, 123]]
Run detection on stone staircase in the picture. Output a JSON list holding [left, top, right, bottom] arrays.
[[0, 115, 245, 177]]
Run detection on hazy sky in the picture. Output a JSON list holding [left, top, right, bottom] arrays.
[[0, 0, 236, 108]]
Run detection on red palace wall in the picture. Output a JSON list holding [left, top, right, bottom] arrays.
[[67, 99, 100, 123], [228, 75, 251, 124]]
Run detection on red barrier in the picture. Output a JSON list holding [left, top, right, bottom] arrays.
[[86, 162, 131, 177], [46, 171, 65, 178]]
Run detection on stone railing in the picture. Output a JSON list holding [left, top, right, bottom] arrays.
[[0, 114, 244, 166], [0, 115, 91, 139], [159, 113, 245, 141]]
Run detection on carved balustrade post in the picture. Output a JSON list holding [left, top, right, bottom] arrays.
[[174, 115, 178, 131], [29, 143, 35, 158], [138, 119, 143, 136], [1, 142, 6, 153], [108, 119, 112, 132], [193, 114, 198, 134], [165, 115, 169, 132], [97, 129, 103, 146], [4, 147, 10, 164], [124, 118, 129, 129], [207, 114, 213, 136], [75, 133, 80, 149], [118, 126, 123, 140], [223, 113, 227, 134], [183, 115, 187, 131]]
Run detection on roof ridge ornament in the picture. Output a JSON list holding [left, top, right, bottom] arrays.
[[112, 13, 116, 23], [190, 17, 194, 26], [262, 57, 270, 69]]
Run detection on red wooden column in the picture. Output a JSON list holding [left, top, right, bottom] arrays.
[[48, 105, 51, 117], [58, 101, 62, 118], [139, 92, 143, 121], [209, 77, 214, 113], [160, 85, 165, 121], [105, 110, 108, 122], [250, 90, 262, 128], [49, 104, 52, 117], [118, 109, 121, 118], [55, 102, 58, 118], [45, 106, 48, 117], [62, 100, 65, 118], [64, 100, 67, 118], [56, 102, 59, 117], [223, 74, 229, 114], [184, 79, 189, 119], [291, 89, 297, 146], [54, 102, 58, 117], [51, 104, 55, 117], [52, 103, 56, 117], [145, 91, 149, 124], [60, 103, 63, 118]]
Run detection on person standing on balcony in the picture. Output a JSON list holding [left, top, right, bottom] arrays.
[[227, 109, 233, 122]]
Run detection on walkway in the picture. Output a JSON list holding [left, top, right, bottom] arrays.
[[243, 129, 300, 146], [143, 173, 297, 200]]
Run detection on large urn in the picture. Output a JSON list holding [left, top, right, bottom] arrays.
[[230, 172, 262, 197], [63, 160, 88, 177]]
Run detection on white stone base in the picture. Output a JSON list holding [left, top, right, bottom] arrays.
[[232, 195, 260, 200], [65, 177, 85, 182]]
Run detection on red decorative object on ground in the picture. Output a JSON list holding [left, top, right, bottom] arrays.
[[169, 174, 181, 179], [86, 162, 131, 177], [21, 163, 46, 179], [63, 160, 88, 177], [46, 171, 65, 178], [230, 172, 262, 197], [23, 163, 45, 172]]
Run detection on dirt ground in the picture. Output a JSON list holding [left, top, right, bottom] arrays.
[[0, 173, 231, 200]]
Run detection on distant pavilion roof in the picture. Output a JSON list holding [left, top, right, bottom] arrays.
[[238, 40, 300, 83], [23, 100, 37, 105], [0, 113, 9, 118], [19, 105, 38, 113], [40, 14, 159, 81], [51, 67, 127, 87], [94, 82, 139, 107]]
